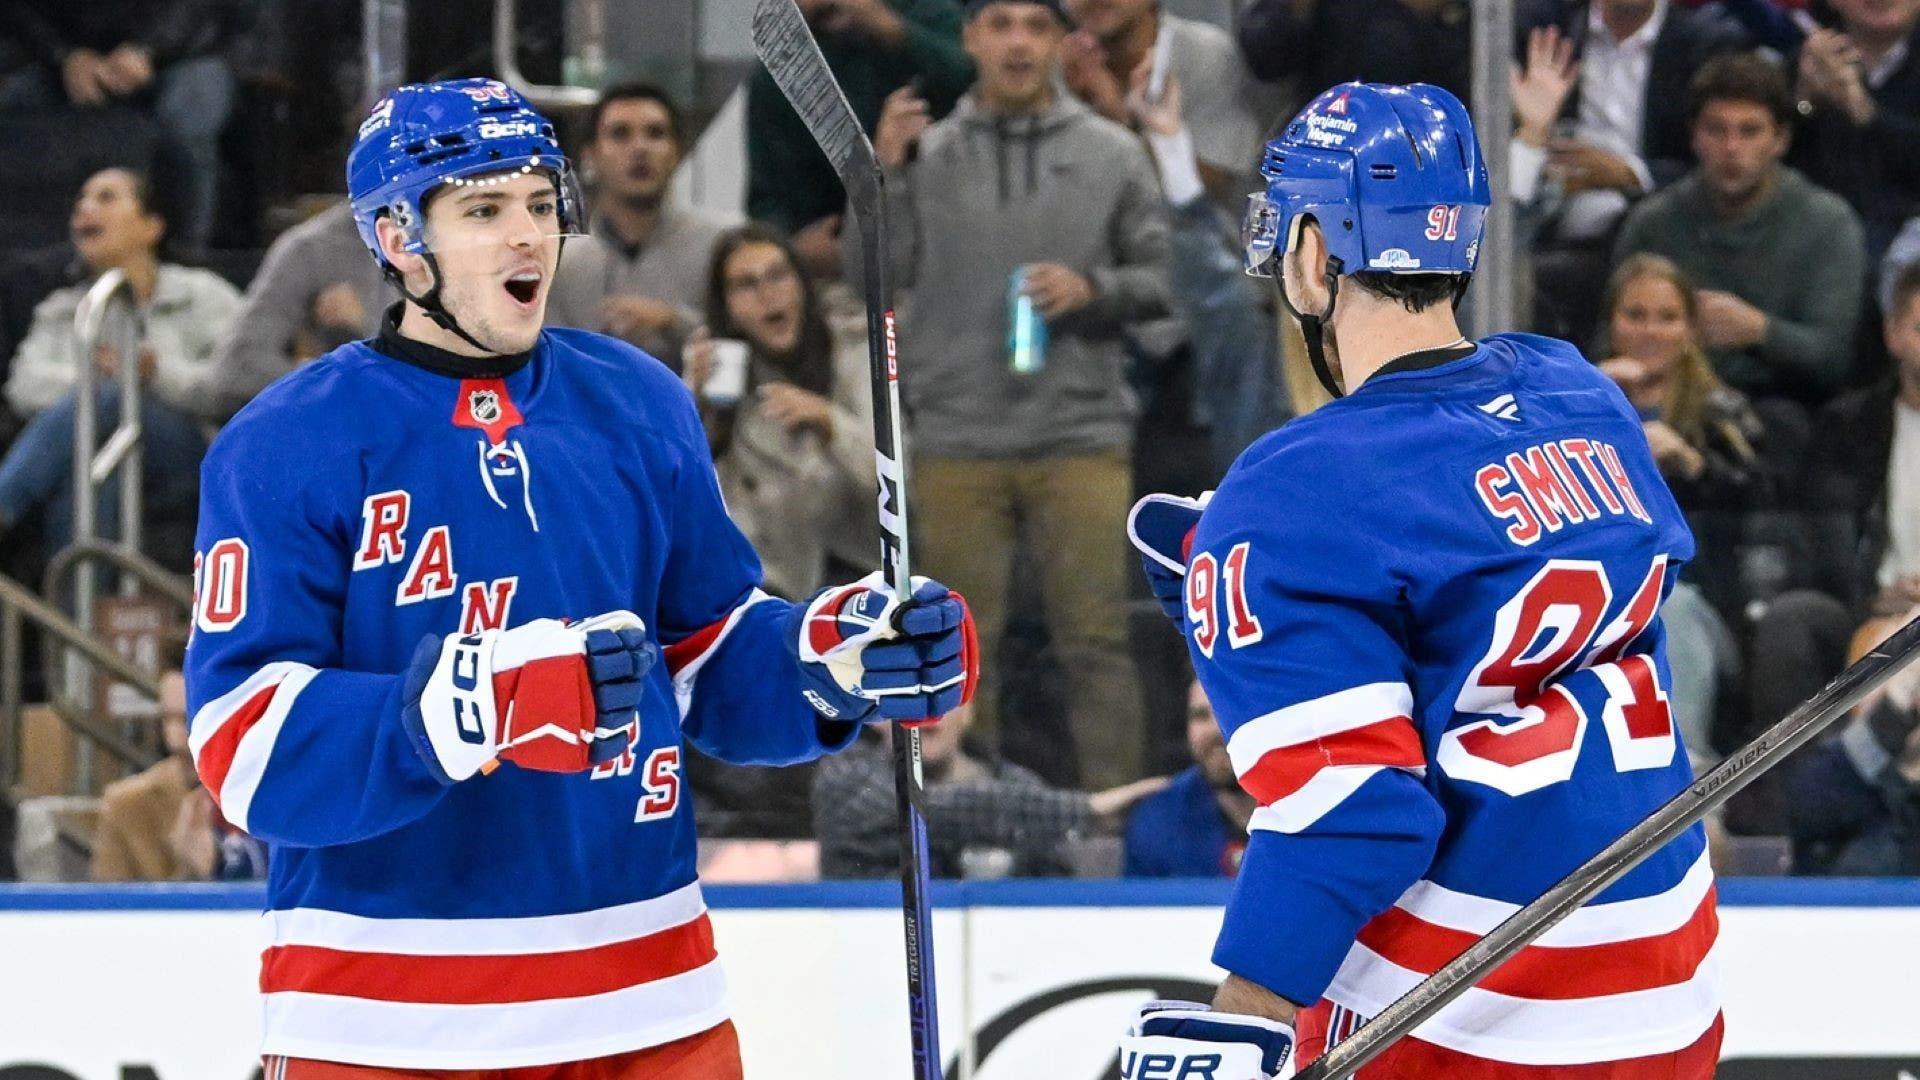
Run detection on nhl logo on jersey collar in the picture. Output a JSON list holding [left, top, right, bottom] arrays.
[[452, 378, 525, 445]]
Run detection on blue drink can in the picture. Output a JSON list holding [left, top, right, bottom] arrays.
[[1009, 267, 1048, 375]]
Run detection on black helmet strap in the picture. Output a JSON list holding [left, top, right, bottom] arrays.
[[1277, 253, 1346, 399], [384, 250, 496, 356]]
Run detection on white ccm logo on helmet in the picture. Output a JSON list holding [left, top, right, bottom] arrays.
[[478, 120, 540, 140]]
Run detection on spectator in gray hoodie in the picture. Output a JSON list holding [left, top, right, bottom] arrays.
[[858, 0, 1171, 788]]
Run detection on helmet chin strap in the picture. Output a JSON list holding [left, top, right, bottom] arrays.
[[1276, 254, 1346, 399], [384, 250, 498, 356]]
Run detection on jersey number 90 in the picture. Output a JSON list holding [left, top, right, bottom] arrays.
[[1437, 557, 1676, 796]]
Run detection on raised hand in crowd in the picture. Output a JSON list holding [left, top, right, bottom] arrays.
[[1125, 56, 1183, 137], [96, 44, 155, 97], [1695, 289, 1769, 350], [61, 49, 108, 106], [874, 84, 932, 170], [1512, 25, 1578, 149], [1021, 263, 1095, 319], [1061, 29, 1128, 123], [1798, 27, 1876, 125]]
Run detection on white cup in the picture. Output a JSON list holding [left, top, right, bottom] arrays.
[[703, 338, 750, 405]]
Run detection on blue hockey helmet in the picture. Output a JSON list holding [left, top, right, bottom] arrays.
[[347, 78, 584, 270], [1242, 82, 1489, 397], [1243, 81, 1489, 280]]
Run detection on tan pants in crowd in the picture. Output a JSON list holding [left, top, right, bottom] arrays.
[[913, 450, 1144, 789]]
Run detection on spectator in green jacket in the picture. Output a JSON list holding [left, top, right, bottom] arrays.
[[745, 0, 975, 280], [1612, 51, 1865, 406]]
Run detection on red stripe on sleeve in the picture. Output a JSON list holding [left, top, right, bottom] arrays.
[[260, 912, 718, 1005], [664, 618, 731, 677], [1237, 717, 1425, 805], [1356, 886, 1718, 1000], [194, 683, 281, 806]]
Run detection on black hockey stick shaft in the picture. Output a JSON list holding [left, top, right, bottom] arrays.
[[750, 4, 942, 1079], [1300, 608, 1920, 1080]]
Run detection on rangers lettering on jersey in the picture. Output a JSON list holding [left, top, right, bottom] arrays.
[[185, 325, 861, 1069]]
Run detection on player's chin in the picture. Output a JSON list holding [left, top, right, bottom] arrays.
[[477, 304, 546, 354]]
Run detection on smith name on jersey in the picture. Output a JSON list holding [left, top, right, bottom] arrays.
[[1185, 333, 1716, 1067], [184, 322, 860, 1068]]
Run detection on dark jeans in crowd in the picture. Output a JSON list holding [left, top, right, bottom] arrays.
[[0, 384, 207, 554], [0, 56, 233, 254]]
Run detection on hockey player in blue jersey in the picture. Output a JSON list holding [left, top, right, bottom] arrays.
[[1118, 84, 1721, 1079], [183, 78, 977, 1079]]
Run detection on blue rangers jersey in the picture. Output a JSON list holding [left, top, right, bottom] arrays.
[[1186, 333, 1717, 1066], [184, 321, 858, 1069]]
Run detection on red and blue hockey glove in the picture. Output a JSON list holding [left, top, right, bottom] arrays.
[[401, 611, 659, 783], [1128, 492, 1210, 623], [1119, 1001, 1296, 1080], [790, 571, 979, 724]]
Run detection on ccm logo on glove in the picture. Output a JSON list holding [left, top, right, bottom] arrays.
[[792, 571, 979, 724], [403, 611, 659, 782]]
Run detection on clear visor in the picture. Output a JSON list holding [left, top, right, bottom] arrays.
[[395, 163, 590, 256], [1242, 192, 1283, 278]]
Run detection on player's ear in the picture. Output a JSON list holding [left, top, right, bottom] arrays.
[[376, 215, 427, 283], [1282, 218, 1331, 314]]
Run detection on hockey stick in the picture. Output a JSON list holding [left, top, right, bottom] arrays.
[[1298, 608, 1920, 1080], [749, 4, 943, 1079]]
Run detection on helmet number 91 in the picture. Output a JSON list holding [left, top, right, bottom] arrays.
[[1425, 205, 1462, 243]]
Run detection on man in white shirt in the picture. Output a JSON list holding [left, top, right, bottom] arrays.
[[1511, 0, 1746, 339]]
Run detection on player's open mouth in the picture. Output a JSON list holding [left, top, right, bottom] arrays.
[[503, 270, 543, 308]]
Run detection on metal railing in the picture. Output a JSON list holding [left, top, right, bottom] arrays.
[[65, 269, 150, 787]]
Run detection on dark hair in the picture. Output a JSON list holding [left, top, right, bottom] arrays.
[[1349, 271, 1468, 313], [1688, 52, 1795, 128], [1893, 263, 1920, 321], [77, 166, 174, 263], [588, 82, 685, 148], [703, 222, 835, 397]]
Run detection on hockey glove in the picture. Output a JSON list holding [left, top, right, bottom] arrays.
[[1128, 492, 1210, 623], [1119, 1001, 1296, 1080], [401, 611, 659, 783], [791, 570, 979, 724]]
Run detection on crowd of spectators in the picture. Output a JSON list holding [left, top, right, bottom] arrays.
[[7, 0, 1920, 883]]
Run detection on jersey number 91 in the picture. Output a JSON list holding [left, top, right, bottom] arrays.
[[1438, 556, 1677, 796]]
